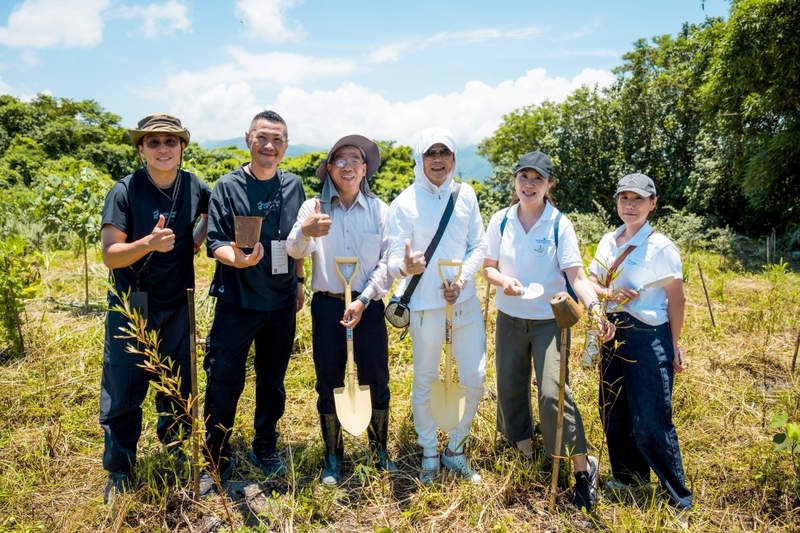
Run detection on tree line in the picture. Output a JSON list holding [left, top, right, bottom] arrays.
[[479, 0, 799, 239]]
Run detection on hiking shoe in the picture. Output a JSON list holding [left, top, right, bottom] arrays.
[[250, 440, 287, 477], [672, 508, 690, 530], [605, 478, 630, 491], [572, 455, 599, 511], [104, 471, 132, 504], [198, 456, 234, 499], [419, 455, 440, 485], [441, 451, 482, 483]]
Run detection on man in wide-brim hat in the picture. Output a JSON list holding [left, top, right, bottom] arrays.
[[99, 112, 210, 503], [287, 134, 397, 484]]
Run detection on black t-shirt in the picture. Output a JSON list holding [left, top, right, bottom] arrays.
[[102, 168, 212, 310], [206, 166, 306, 311]]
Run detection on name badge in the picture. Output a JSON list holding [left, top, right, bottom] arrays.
[[271, 240, 288, 274]]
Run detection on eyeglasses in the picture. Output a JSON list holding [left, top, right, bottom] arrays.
[[144, 137, 181, 149], [253, 136, 286, 147], [423, 147, 453, 159], [333, 158, 364, 169]]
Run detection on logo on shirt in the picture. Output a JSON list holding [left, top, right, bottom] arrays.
[[153, 210, 176, 220], [533, 237, 552, 257], [258, 199, 281, 213]]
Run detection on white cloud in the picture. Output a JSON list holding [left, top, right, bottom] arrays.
[[154, 46, 356, 99], [235, 0, 305, 43], [113, 0, 192, 38], [169, 67, 615, 147], [0, 77, 12, 95], [368, 27, 542, 64], [0, 0, 109, 49]]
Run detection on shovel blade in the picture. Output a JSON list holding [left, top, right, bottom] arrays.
[[333, 384, 372, 436], [430, 381, 466, 432]]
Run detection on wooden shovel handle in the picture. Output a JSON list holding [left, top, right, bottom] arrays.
[[437, 259, 463, 288]]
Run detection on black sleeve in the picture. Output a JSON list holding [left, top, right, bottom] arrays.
[[101, 181, 131, 236], [199, 179, 212, 215], [206, 180, 234, 253]]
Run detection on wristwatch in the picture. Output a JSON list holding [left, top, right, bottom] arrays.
[[297, 276, 305, 284], [357, 295, 370, 308]]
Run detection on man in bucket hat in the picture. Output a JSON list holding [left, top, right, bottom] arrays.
[[200, 110, 306, 496], [287, 135, 395, 485], [99, 113, 211, 503]]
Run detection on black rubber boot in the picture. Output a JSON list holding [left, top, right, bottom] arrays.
[[320, 413, 343, 485], [368, 409, 398, 474]]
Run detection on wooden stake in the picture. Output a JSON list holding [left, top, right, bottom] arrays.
[[792, 329, 799, 374], [187, 288, 200, 502], [697, 262, 716, 328], [4, 256, 25, 355], [482, 279, 491, 323]]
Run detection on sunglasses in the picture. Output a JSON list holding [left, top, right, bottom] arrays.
[[423, 147, 453, 159], [143, 137, 181, 149]]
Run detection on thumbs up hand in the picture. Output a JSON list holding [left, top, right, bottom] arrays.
[[148, 214, 175, 252], [402, 239, 426, 275], [300, 199, 332, 238]]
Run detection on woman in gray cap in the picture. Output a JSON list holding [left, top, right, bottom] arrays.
[[588, 173, 692, 519], [482, 150, 613, 511]]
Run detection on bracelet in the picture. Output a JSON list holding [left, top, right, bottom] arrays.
[[399, 266, 408, 277], [296, 276, 305, 284], [588, 300, 602, 316], [193, 242, 200, 254], [357, 295, 370, 308]]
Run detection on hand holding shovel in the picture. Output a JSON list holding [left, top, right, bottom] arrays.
[[431, 259, 467, 433], [548, 291, 583, 511], [333, 257, 372, 437]]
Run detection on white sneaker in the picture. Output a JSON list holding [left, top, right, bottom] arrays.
[[419, 455, 440, 485], [441, 451, 482, 483]]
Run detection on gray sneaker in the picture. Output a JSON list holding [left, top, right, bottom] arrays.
[[441, 451, 482, 483], [419, 455, 440, 485]]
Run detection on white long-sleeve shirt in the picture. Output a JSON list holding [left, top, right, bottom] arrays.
[[286, 188, 392, 302], [387, 174, 487, 311]]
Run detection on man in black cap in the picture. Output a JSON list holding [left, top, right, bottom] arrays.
[[99, 113, 211, 503], [287, 134, 395, 484], [201, 110, 306, 495]]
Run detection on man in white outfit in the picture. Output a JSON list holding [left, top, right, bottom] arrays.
[[387, 127, 487, 484]]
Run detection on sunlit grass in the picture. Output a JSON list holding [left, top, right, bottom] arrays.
[[0, 248, 799, 532]]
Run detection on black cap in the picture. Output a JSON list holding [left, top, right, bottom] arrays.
[[514, 151, 553, 178]]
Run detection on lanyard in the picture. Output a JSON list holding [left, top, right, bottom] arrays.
[[247, 166, 285, 241], [131, 170, 182, 290]]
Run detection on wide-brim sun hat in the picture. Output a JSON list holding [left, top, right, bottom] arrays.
[[128, 113, 190, 147], [316, 134, 381, 180], [614, 173, 657, 198]]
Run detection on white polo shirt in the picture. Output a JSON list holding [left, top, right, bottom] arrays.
[[485, 202, 583, 320], [589, 221, 682, 326]]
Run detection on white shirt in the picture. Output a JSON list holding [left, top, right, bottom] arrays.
[[485, 202, 583, 320], [589, 221, 682, 326], [387, 175, 487, 311], [286, 188, 391, 301]]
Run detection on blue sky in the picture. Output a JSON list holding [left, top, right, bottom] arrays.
[[0, 0, 729, 148]]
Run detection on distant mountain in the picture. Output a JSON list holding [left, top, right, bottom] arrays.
[[200, 139, 494, 182], [200, 137, 324, 158]]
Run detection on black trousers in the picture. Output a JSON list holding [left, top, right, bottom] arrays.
[[99, 304, 192, 473], [203, 299, 296, 464], [311, 293, 390, 415]]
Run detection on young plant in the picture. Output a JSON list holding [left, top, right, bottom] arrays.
[[770, 412, 800, 506], [34, 163, 111, 312], [0, 234, 41, 359]]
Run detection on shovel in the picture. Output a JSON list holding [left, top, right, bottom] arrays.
[[635, 275, 675, 293], [333, 257, 372, 437], [431, 259, 467, 433]]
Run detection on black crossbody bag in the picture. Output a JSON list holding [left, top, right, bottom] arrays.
[[385, 183, 462, 328]]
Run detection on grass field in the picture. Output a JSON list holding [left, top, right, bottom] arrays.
[[1, 244, 799, 532]]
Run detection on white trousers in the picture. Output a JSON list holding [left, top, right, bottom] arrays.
[[410, 294, 487, 455]]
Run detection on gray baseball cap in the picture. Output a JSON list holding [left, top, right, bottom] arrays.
[[514, 151, 553, 178], [614, 173, 657, 198]]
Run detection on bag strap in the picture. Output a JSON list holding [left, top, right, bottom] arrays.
[[397, 183, 462, 309], [602, 230, 657, 287]]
